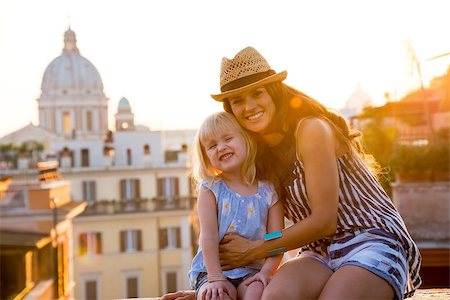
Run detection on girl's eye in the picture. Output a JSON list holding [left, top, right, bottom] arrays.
[[208, 144, 217, 150], [225, 136, 233, 142]]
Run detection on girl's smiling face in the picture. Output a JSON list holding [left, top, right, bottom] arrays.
[[202, 129, 247, 175], [228, 87, 276, 134]]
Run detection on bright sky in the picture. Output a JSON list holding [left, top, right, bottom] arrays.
[[0, 0, 449, 138]]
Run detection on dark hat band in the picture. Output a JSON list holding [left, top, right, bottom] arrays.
[[220, 69, 276, 92]]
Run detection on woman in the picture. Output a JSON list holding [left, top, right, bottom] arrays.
[[212, 47, 421, 300], [161, 46, 421, 300]]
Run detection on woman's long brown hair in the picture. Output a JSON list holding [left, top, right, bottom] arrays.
[[223, 81, 382, 180]]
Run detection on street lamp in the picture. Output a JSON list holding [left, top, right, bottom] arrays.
[[50, 197, 60, 299]]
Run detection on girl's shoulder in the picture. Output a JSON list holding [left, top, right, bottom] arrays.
[[258, 180, 275, 190], [199, 178, 231, 200]]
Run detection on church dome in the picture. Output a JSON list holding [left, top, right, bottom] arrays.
[[41, 28, 103, 94], [345, 84, 373, 112], [118, 97, 131, 109]]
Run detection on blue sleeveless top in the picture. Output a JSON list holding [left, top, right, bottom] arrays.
[[188, 179, 278, 287]]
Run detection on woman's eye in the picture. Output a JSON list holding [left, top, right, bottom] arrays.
[[230, 99, 242, 106], [253, 90, 263, 98]]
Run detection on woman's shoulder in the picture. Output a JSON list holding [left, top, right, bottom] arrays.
[[294, 117, 333, 137], [294, 117, 339, 160]]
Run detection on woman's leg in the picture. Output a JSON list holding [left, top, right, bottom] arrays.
[[261, 256, 333, 300], [319, 265, 395, 300]]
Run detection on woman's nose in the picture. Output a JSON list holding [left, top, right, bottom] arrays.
[[244, 97, 256, 110]]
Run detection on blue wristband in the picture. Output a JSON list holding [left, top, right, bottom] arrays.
[[264, 230, 282, 241], [268, 246, 286, 257]]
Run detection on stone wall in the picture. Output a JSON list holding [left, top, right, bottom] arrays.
[[392, 181, 450, 243]]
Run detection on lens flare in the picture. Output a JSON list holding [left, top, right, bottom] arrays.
[[290, 96, 302, 109]]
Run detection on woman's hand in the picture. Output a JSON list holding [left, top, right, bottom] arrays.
[[219, 234, 261, 270], [159, 290, 195, 300]]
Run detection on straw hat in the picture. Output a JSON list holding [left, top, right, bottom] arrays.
[[211, 47, 287, 102]]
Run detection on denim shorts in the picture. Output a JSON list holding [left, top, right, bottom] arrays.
[[299, 228, 408, 299], [193, 271, 258, 298]]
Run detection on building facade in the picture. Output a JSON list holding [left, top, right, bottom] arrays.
[[0, 28, 198, 299]]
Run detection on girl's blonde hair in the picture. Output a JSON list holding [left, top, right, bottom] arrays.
[[192, 111, 257, 185]]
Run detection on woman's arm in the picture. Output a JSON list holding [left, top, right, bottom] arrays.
[[220, 118, 339, 267], [259, 200, 284, 275]]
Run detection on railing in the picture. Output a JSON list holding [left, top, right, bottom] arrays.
[[82, 196, 196, 215]]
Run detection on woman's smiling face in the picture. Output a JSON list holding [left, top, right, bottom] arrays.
[[228, 87, 276, 134]]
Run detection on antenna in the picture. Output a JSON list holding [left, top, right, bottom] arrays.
[[404, 39, 434, 142]]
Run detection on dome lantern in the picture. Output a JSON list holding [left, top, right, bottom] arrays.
[[63, 27, 79, 54]]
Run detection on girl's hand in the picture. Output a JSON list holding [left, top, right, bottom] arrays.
[[219, 234, 261, 269], [242, 270, 272, 288], [199, 281, 237, 300]]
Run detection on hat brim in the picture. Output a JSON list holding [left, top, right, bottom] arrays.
[[211, 71, 288, 102]]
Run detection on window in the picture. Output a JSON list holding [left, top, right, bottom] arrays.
[[120, 179, 140, 200], [79, 232, 102, 255], [120, 230, 142, 252], [143, 144, 151, 155], [85, 280, 98, 300], [82, 181, 97, 204], [162, 270, 178, 294], [81, 148, 90, 167], [159, 227, 181, 249], [63, 112, 71, 133], [86, 111, 93, 131], [166, 272, 177, 293], [164, 150, 179, 163], [157, 177, 179, 198], [126, 148, 132, 165], [126, 276, 139, 298]]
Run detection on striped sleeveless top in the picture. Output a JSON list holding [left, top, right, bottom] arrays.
[[268, 130, 422, 296]]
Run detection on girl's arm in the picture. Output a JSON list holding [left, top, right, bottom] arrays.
[[198, 186, 237, 299], [197, 185, 223, 277], [220, 118, 339, 267]]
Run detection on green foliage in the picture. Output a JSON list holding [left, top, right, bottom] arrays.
[[360, 119, 449, 193], [390, 130, 449, 174]]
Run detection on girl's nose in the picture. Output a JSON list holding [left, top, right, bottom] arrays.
[[218, 142, 227, 152]]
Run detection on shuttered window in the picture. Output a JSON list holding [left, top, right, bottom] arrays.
[[157, 177, 179, 197], [166, 272, 177, 293], [120, 230, 142, 252], [82, 181, 96, 204], [158, 227, 181, 249], [120, 179, 141, 200], [79, 232, 102, 255], [85, 280, 97, 300], [126, 277, 138, 298]]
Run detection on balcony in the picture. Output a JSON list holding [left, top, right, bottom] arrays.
[[82, 196, 196, 215]]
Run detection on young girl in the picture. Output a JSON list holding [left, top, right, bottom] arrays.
[[188, 111, 284, 300]]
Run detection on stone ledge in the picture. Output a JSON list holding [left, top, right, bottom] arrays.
[[412, 288, 450, 299], [129, 288, 450, 300]]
